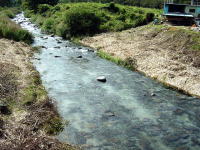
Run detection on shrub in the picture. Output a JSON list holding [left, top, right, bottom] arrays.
[[38, 4, 51, 14], [42, 18, 55, 33], [64, 8, 101, 36], [146, 12, 155, 23], [0, 16, 33, 44], [107, 2, 119, 13], [28, 3, 160, 38], [55, 22, 69, 38], [23, 0, 59, 11], [134, 15, 146, 27], [53, 5, 60, 11], [1, 10, 15, 18]]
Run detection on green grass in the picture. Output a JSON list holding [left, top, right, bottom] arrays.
[[26, 2, 161, 39], [0, 7, 33, 44], [97, 50, 136, 70]]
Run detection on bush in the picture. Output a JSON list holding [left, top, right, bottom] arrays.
[[1, 10, 15, 18], [42, 18, 55, 33], [64, 8, 101, 36], [146, 12, 155, 23], [38, 4, 51, 14], [23, 0, 59, 11], [107, 2, 119, 13], [0, 16, 33, 44], [55, 22, 69, 38], [28, 3, 161, 38]]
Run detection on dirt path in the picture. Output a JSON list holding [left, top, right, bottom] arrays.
[[81, 25, 200, 97], [0, 39, 76, 150]]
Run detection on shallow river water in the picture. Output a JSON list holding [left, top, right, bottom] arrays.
[[13, 13, 200, 150]]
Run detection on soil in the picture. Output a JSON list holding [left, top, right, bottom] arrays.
[[81, 25, 200, 97]]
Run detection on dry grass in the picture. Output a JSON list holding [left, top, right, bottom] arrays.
[[81, 25, 200, 97], [0, 63, 19, 101], [0, 39, 77, 150]]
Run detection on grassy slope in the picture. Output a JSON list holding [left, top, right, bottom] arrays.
[[25, 2, 161, 38], [0, 7, 33, 44]]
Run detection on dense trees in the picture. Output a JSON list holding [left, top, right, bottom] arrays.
[[22, 0, 59, 10], [0, 0, 13, 7]]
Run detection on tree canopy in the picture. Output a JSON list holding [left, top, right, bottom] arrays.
[[22, 0, 59, 10], [0, 0, 13, 7]]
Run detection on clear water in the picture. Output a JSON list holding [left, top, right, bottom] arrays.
[[13, 13, 200, 150]]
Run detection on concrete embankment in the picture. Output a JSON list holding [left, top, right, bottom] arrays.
[[81, 25, 200, 97]]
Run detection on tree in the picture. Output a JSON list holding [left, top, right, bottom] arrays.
[[23, 0, 59, 10], [0, 0, 12, 7]]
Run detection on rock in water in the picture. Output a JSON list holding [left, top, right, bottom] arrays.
[[54, 56, 61, 58], [97, 76, 106, 82], [77, 55, 82, 58]]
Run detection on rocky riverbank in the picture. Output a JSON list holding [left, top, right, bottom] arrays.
[[0, 39, 76, 150], [81, 25, 200, 97]]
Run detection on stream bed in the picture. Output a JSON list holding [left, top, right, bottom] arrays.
[[13, 13, 200, 150]]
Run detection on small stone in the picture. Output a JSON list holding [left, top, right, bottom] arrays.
[[54, 55, 60, 58], [50, 34, 54, 37], [57, 41, 62, 43], [54, 46, 61, 49], [97, 76, 106, 82], [77, 55, 82, 58], [106, 112, 115, 117], [151, 93, 156, 96], [41, 46, 46, 48], [88, 49, 94, 52]]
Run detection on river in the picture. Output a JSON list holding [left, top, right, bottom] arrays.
[[13, 13, 200, 150]]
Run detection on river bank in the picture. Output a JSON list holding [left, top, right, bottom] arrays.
[[81, 25, 200, 98], [0, 39, 76, 150]]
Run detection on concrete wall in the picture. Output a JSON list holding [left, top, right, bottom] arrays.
[[185, 6, 200, 17]]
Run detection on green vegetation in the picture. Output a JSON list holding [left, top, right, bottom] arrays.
[[0, 0, 13, 7], [60, 0, 191, 9], [97, 50, 137, 70], [22, 0, 59, 11], [26, 2, 161, 39], [0, 7, 33, 44]]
